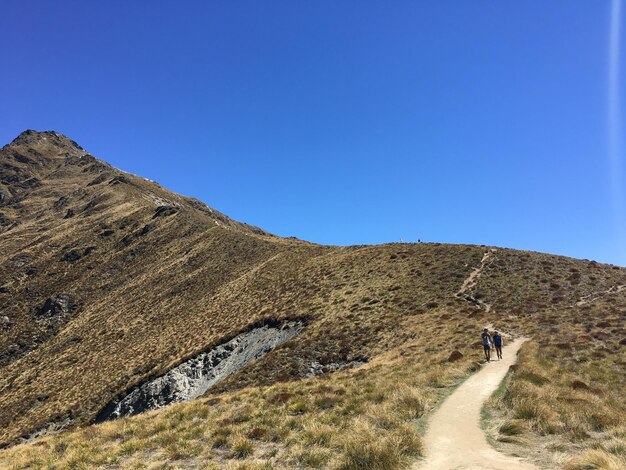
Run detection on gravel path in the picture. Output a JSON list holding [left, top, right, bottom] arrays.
[[414, 337, 538, 470]]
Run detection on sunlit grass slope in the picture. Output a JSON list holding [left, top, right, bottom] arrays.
[[1, 130, 625, 469]]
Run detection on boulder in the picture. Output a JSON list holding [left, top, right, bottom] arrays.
[[11, 254, 31, 267], [448, 350, 464, 362], [61, 250, 82, 262], [35, 294, 73, 317]]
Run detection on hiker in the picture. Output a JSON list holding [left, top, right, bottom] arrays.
[[481, 328, 493, 362], [493, 330, 503, 360]]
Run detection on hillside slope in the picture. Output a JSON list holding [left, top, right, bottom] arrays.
[[1, 131, 625, 469]]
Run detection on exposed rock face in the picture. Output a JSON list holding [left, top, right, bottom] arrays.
[[96, 321, 303, 421], [109, 175, 130, 185], [153, 205, 178, 218]]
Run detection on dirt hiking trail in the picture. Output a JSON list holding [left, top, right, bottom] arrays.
[[414, 337, 538, 470], [455, 249, 496, 312]]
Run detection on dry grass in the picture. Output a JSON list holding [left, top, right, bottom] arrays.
[[1, 131, 497, 445], [0, 346, 472, 469], [484, 295, 626, 468], [563, 449, 626, 470], [2, 131, 626, 468]]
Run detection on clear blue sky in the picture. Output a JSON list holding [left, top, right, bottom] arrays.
[[1, 1, 625, 266]]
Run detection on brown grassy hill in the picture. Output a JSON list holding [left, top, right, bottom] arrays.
[[1, 130, 625, 469]]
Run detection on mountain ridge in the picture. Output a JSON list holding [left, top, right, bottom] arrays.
[[1, 131, 625, 469]]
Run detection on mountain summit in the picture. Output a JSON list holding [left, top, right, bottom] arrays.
[[9, 129, 84, 149]]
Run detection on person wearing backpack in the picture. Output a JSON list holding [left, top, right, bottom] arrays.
[[481, 328, 493, 362], [492, 331, 503, 360]]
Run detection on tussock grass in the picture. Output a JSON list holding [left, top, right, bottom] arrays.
[[230, 436, 254, 459], [2, 134, 626, 468], [499, 419, 526, 436], [564, 449, 626, 470], [335, 418, 421, 470], [0, 344, 471, 468], [485, 304, 626, 467]]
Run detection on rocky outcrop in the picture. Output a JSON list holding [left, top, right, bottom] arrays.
[[61, 250, 82, 262], [153, 205, 178, 218], [96, 320, 304, 421], [35, 295, 74, 317]]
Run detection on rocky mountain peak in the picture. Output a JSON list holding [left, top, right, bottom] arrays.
[[9, 129, 84, 151]]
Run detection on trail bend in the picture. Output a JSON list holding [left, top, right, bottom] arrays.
[[414, 337, 538, 470]]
